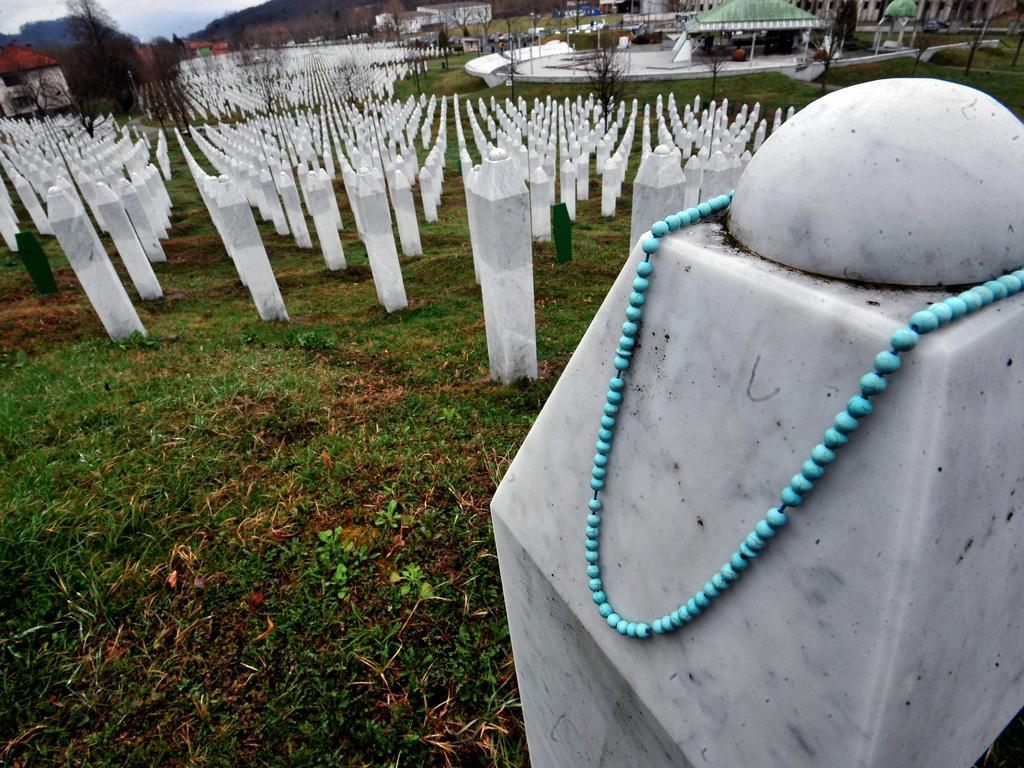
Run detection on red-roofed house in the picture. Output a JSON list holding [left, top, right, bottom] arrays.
[[0, 44, 70, 118], [182, 40, 231, 59]]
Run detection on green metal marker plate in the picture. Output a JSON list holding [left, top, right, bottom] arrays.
[[552, 203, 572, 264], [15, 231, 58, 295]]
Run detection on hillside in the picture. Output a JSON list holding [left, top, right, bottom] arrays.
[[0, 18, 75, 49], [191, 0, 376, 42]]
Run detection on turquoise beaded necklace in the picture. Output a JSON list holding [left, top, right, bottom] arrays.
[[586, 190, 1024, 640]]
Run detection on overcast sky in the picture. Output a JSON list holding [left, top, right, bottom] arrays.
[[2, 0, 258, 39]]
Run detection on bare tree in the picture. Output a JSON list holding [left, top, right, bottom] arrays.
[[963, 14, 989, 74], [439, 26, 451, 67], [335, 58, 362, 102], [451, 5, 480, 35], [66, 0, 119, 56], [378, 0, 407, 41], [57, 44, 107, 135], [62, 0, 138, 134], [239, 44, 284, 114], [136, 37, 193, 133], [585, 45, 626, 117], [377, 14, 400, 40], [911, 31, 936, 73], [834, 0, 859, 52], [703, 42, 729, 101], [342, 6, 376, 37], [478, 3, 499, 44], [20, 69, 69, 118], [815, 0, 858, 92], [569, 0, 587, 30], [1013, 0, 1024, 66]]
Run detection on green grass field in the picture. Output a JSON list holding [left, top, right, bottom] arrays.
[[2, 50, 1024, 766]]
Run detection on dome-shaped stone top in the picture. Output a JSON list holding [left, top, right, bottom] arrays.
[[729, 79, 1024, 286]]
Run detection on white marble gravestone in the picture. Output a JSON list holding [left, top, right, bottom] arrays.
[[530, 166, 551, 242], [391, 169, 423, 257], [278, 169, 313, 249], [217, 180, 290, 322], [94, 182, 163, 301], [630, 145, 685, 251], [492, 80, 1024, 768], [305, 171, 347, 271], [468, 149, 537, 384], [0, 200, 18, 251], [354, 166, 408, 313], [13, 172, 52, 235], [576, 148, 590, 201], [560, 158, 577, 222], [260, 169, 291, 237], [118, 179, 166, 264], [47, 187, 147, 340], [600, 156, 619, 218]]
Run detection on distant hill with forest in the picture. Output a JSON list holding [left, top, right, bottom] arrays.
[[0, 19, 76, 50]]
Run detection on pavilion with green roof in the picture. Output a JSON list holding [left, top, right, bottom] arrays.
[[680, 0, 824, 65], [882, 0, 919, 17], [874, 0, 919, 50], [684, 0, 826, 33]]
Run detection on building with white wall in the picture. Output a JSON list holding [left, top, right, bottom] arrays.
[[0, 44, 70, 119], [415, 2, 492, 30], [677, 0, 1014, 22], [375, 11, 435, 34]]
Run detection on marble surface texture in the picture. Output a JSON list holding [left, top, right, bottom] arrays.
[[421, 165, 439, 222], [463, 162, 482, 285], [469, 151, 537, 383], [278, 170, 313, 249], [530, 166, 552, 242], [560, 160, 577, 222], [630, 145, 685, 252], [95, 183, 163, 301], [260, 169, 291, 237], [492, 221, 1024, 768], [355, 168, 407, 313], [600, 159, 618, 218], [0, 202, 19, 251], [47, 187, 146, 340], [576, 153, 589, 201], [730, 79, 1024, 286], [118, 179, 165, 263], [306, 172, 347, 271], [13, 172, 52, 235], [218, 183, 289, 322], [390, 171, 423, 257]]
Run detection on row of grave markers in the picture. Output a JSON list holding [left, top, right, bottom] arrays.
[[1, 80, 793, 383]]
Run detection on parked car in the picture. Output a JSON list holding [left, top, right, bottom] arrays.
[[970, 17, 986, 27], [922, 18, 949, 31]]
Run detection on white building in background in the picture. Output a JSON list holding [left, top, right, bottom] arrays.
[[639, 0, 671, 13], [415, 2, 492, 29], [374, 10, 434, 34], [678, 0, 1015, 21]]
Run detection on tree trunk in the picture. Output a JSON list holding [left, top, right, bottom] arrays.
[[964, 20, 987, 74], [1014, 14, 1024, 66], [964, 40, 977, 73]]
